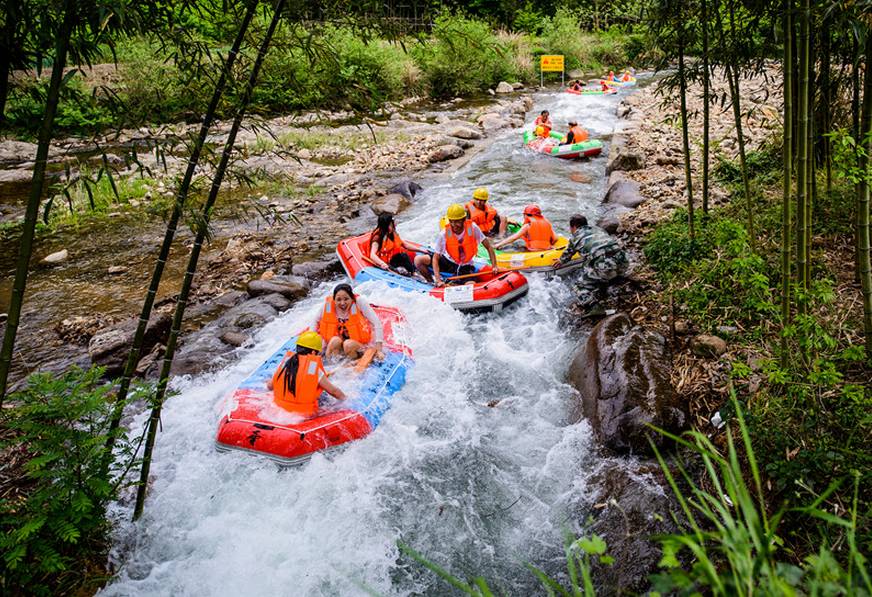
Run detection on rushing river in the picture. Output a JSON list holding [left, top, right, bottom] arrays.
[[102, 87, 633, 595]]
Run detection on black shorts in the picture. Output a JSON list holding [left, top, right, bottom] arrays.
[[388, 252, 415, 272], [482, 214, 501, 238], [438, 255, 476, 276]]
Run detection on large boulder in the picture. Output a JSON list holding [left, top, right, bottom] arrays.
[[370, 193, 411, 216], [428, 144, 464, 163], [567, 313, 687, 454], [41, 249, 68, 265], [477, 113, 507, 131], [603, 179, 645, 209], [291, 258, 342, 280], [448, 126, 483, 140], [88, 312, 172, 376], [387, 179, 423, 200], [606, 148, 647, 174], [246, 276, 309, 300], [495, 81, 514, 93]]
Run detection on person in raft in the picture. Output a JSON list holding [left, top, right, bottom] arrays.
[[606, 70, 616, 81], [416, 203, 500, 286], [569, 79, 584, 91], [369, 213, 425, 276], [312, 283, 384, 359], [465, 187, 508, 238], [268, 331, 346, 417], [600, 80, 612, 92], [493, 204, 558, 252], [534, 110, 552, 137], [621, 69, 634, 82], [562, 120, 589, 145]]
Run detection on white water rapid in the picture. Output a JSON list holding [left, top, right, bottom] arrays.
[[102, 87, 634, 596]]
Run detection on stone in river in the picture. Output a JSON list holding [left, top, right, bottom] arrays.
[[41, 249, 68, 265]]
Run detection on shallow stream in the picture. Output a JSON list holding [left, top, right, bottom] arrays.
[[101, 87, 638, 595]]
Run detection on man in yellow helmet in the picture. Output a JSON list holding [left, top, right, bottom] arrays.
[[465, 187, 508, 238], [416, 203, 500, 286]]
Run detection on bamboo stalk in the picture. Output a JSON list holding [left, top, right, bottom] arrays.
[[133, 0, 287, 521], [701, 0, 711, 217], [805, 28, 815, 285], [678, 26, 695, 240], [796, 0, 810, 301], [858, 34, 872, 359], [105, 0, 259, 449], [727, 0, 754, 249], [0, 0, 75, 404], [780, 0, 793, 367]]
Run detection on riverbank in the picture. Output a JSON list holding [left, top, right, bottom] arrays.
[[0, 91, 534, 388]]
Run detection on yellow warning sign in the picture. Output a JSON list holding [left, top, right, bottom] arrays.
[[540, 55, 565, 72]]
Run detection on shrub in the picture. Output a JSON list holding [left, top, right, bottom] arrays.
[[413, 13, 516, 97], [0, 367, 139, 595], [514, 2, 546, 35], [3, 75, 115, 137]]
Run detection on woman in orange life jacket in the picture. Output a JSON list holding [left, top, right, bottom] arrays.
[[266, 331, 346, 417], [534, 110, 552, 137], [311, 283, 384, 360], [494, 204, 558, 251], [465, 187, 507, 237], [415, 203, 501, 287], [562, 119, 589, 145], [369, 213, 426, 277]]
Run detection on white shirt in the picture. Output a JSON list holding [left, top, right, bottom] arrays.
[[433, 223, 485, 264], [310, 294, 385, 343]]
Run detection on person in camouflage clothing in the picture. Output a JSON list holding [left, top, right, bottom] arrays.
[[558, 214, 628, 309]]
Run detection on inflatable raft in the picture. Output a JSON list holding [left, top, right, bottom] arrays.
[[215, 306, 412, 465], [565, 86, 617, 96], [337, 233, 529, 313], [601, 77, 636, 88], [522, 130, 603, 159], [437, 219, 584, 274]]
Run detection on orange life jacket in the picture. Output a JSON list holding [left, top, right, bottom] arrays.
[[371, 229, 404, 263], [444, 220, 479, 265], [317, 296, 373, 344], [534, 116, 551, 135], [565, 126, 589, 144], [273, 352, 325, 417], [621, 73, 632, 82], [523, 215, 557, 250], [465, 201, 497, 234]]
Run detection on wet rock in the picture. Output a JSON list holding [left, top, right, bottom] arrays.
[[0, 313, 7, 324], [88, 312, 172, 376], [495, 81, 513, 93], [387, 179, 423, 200], [370, 193, 411, 216], [487, 88, 495, 96], [655, 153, 681, 166], [585, 461, 685, 594], [568, 69, 585, 78], [522, 96, 534, 112], [512, 82, 524, 90], [291, 258, 342, 280], [617, 102, 634, 119], [603, 180, 645, 209], [428, 144, 464, 163], [674, 320, 691, 335], [567, 313, 687, 454], [596, 213, 621, 234], [606, 148, 646, 174], [261, 292, 292, 312], [448, 126, 483, 140], [41, 249, 68, 265], [691, 334, 727, 357], [107, 265, 128, 275], [246, 278, 308, 301], [135, 344, 164, 377], [477, 113, 507, 131], [219, 331, 249, 347], [607, 170, 628, 187]]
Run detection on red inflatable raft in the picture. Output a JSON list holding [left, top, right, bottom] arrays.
[[215, 306, 412, 465], [337, 233, 528, 313]]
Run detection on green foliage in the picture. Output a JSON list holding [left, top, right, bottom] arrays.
[[400, 531, 611, 595], [0, 367, 139, 595], [539, 10, 639, 72], [514, 3, 546, 35], [650, 397, 871, 595], [644, 210, 776, 327], [4, 75, 115, 137]]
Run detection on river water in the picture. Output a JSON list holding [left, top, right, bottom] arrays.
[[101, 87, 632, 595]]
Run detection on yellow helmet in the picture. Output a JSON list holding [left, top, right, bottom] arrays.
[[472, 187, 489, 201], [296, 330, 323, 352], [446, 203, 467, 221]]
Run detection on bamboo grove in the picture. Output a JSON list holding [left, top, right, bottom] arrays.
[[652, 0, 872, 362]]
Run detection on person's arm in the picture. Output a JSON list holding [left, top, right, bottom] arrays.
[[482, 238, 500, 273], [369, 240, 390, 269], [494, 223, 527, 249], [319, 374, 346, 400], [558, 235, 582, 265], [432, 232, 446, 286], [355, 297, 384, 353]]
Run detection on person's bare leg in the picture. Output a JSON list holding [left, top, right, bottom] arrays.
[[499, 215, 508, 236], [414, 254, 433, 281], [326, 336, 344, 359], [343, 339, 364, 358]]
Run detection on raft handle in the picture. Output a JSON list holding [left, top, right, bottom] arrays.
[[253, 423, 275, 430]]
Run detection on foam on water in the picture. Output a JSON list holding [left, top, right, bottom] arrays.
[[102, 88, 626, 596]]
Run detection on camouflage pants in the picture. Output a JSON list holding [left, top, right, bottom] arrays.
[[574, 249, 628, 308]]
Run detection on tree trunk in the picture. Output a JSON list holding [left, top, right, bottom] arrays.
[[796, 0, 810, 301], [858, 34, 872, 359], [727, 0, 754, 249], [0, 0, 75, 404], [853, 35, 862, 282], [132, 0, 287, 520], [821, 25, 831, 195], [105, 0, 259, 446], [701, 0, 711, 216], [678, 32, 695, 240], [0, 1, 19, 123], [780, 0, 793, 367], [805, 29, 815, 285]]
